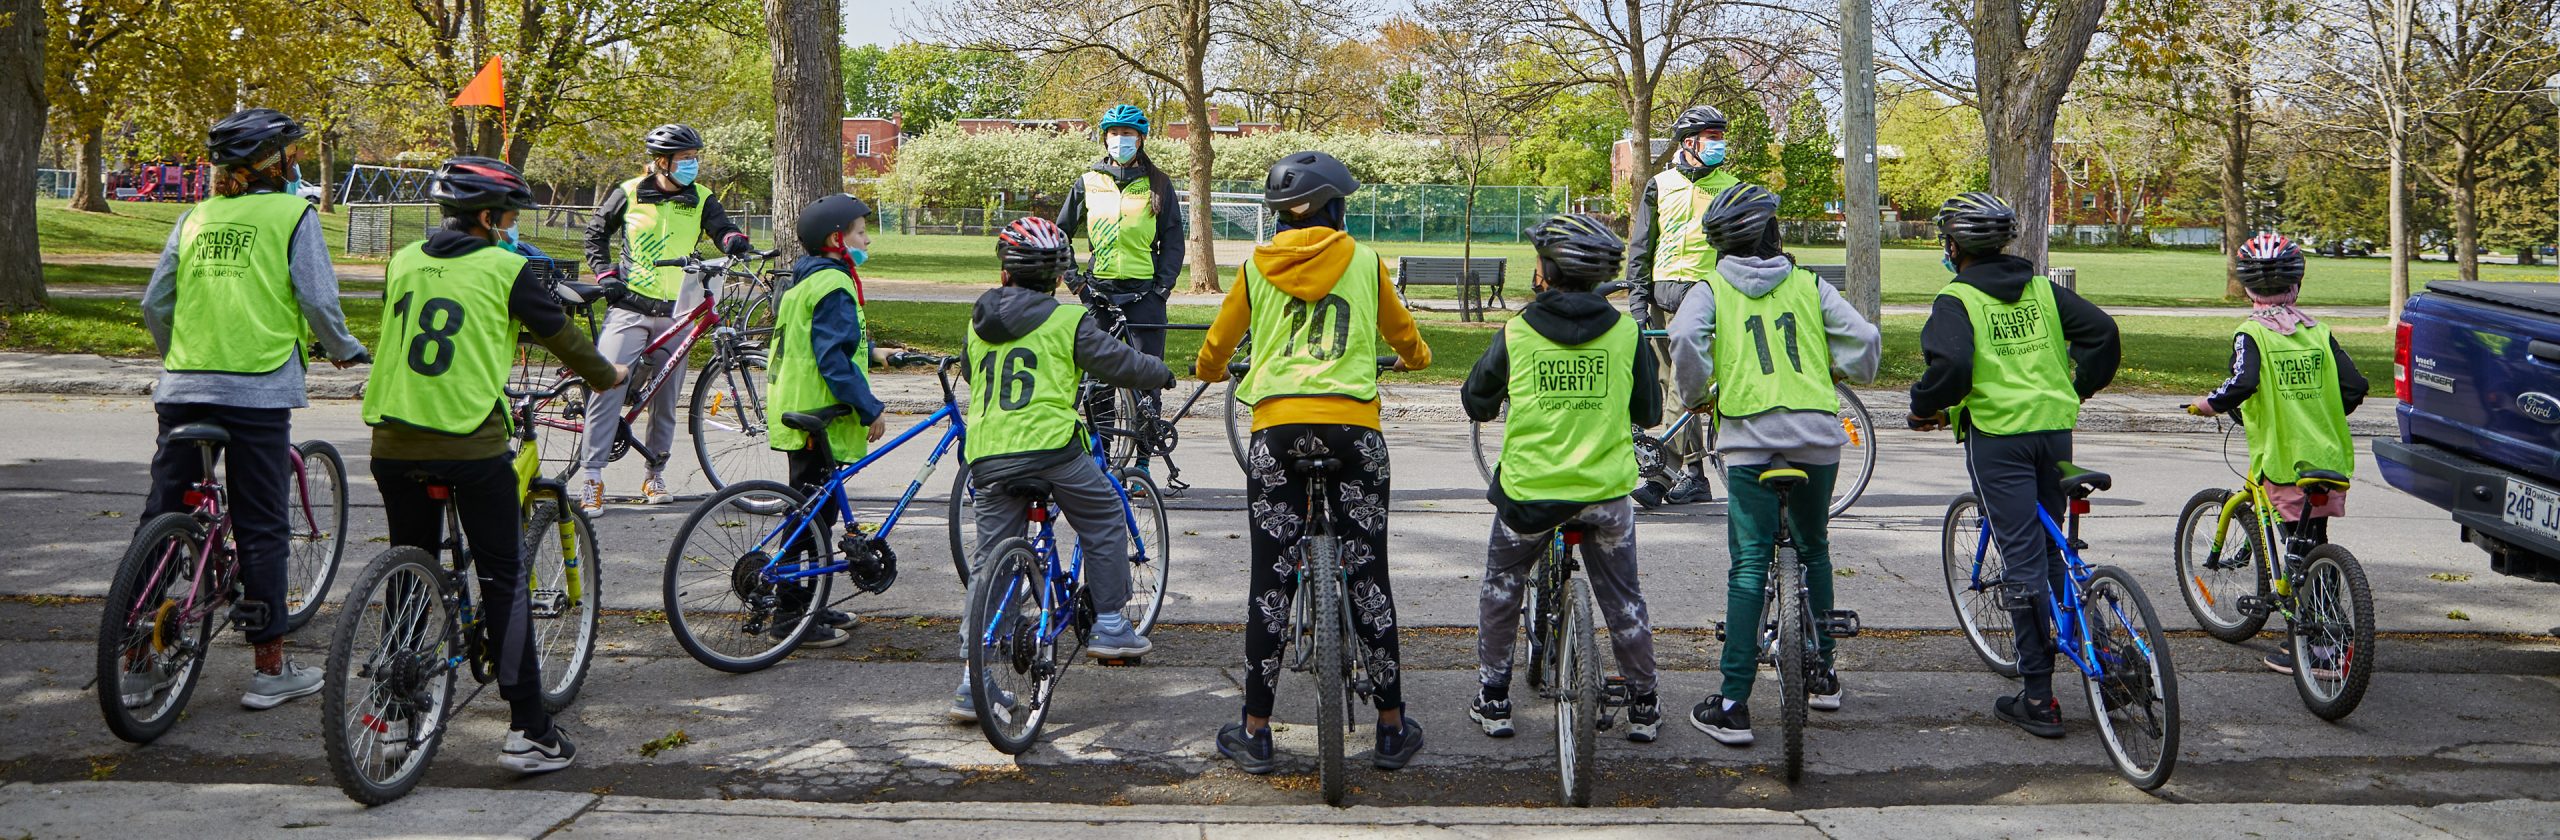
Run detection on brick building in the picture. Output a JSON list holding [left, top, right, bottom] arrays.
[[842, 116, 901, 177]]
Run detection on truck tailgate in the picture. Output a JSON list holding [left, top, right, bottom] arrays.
[[2400, 281, 2560, 479]]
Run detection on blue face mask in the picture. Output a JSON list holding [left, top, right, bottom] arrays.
[[845, 248, 868, 267], [670, 158, 700, 186], [1942, 254, 1958, 274], [1109, 136, 1139, 164], [1695, 139, 1728, 166], [501, 224, 523, 253]]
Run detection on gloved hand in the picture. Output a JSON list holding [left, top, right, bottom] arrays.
[[723, 235, 753, 258], [598, 271, 631, 304], [1628, 284, 1653, 324], [1160, 369, 1180, 390]]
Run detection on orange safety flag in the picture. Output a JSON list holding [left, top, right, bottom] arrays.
[[452, 57, 505, 108]]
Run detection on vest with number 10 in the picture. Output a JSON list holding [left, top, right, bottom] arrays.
[[965, 303, 1087, 463], [767, 267, 871, 459], [618, 176, 707, 301], [1710, 268, 1839, 418], [2237, 319, 2353, 485], [1079, 172, 1156, 281], [1238, 243, 1381, 405], [1499, 316, 1640, 504], [362, 243, 521, 435], [1942, 276, 2078, 437], [166, 192, 312, 374]]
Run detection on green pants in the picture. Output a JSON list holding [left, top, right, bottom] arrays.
[[1718, 461, 1838, 702]]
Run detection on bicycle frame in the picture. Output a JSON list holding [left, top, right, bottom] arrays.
[[1963, 505, 2160, 679], [2207, 483, 2301, 601], [751, 401, 967, 586], [970, 433, 1158, 652], [525, 269, 741, 450]]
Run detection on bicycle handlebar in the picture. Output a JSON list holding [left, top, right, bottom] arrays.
[[503, 379, 576, 401]]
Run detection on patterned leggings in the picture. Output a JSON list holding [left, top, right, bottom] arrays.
[[1241, 424, 1403, 718]]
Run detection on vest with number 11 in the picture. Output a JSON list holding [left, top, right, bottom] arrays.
[[965, 303, 1087, 463], [618, 176, 706, 301], [1711, 268, 1839, 418], [1238, 243, 1381, 405], [362, 243, 520, 436], [2237, 319, 2353, 485]]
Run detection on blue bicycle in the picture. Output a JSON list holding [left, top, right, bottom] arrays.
[[660, 353, 970, 673], [1941, 463, 2181, 790]]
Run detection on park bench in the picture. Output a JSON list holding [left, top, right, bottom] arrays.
[[1395, 255, 1507, 321]]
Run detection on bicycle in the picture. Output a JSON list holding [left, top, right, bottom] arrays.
[[1941, 463, 2180, 790], [2172, 417, 2375, 721], [1513, 521, 1633, 806], [660, 353, 984, 672], [1071, 280, 1259, 480], [1722, 462, 1862, 784], [960, 427, 1175, 754], [94, 428, 348, 744], [319, 378, 603, 804]]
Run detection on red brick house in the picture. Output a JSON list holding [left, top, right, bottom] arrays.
[[842, 116, 900, 177], [954, 118, 1091, 135]]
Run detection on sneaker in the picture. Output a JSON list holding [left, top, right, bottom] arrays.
[[578, 479, 606, 515], [1995, 691, 2066, 739], [947, 679, 1017, 724], [792, 624, 849, 649], [2262, 641, 2295, 675], [1626, 696, 1661, 742], [817, 608, 858, 629], [1217, 717, 1276, 774], [1809, 667, 1843, 712], [1372, 717, 1424, 770], [1690, 695, 1753, 745], [1664, 474, 1715, 505], [2267, 641, 2342, 680], [1470, 688, 1514, 738], [1087, 613, 1153, 659], [500, 726, 576, 774], [241, 661, 323, 710], [120, 668, 177, 709], [639, 473, 673, 505], [1632, 480, 1669, 509]]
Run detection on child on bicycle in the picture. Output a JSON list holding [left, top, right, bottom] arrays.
[[2186, 233, 2367, 675], [362, 157, 623, 773], [1460, 214, 1667, 742], [763, 193, 889, 650], [1197, 151, 1433, 774], [955, 216, 1176, 722], [1670, 185, 1880, 745], [139, 109, 368, 712], [1906, 192, 2120, 739]]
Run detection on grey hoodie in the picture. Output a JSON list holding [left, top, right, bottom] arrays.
[[964, 284, 1177, 482], [1668, 255, 1881, 465]]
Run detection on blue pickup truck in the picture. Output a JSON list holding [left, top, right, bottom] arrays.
[[2375, 281, 2560, 584]]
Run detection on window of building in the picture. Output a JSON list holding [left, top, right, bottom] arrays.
[[855, 133, 872, 156], [2080, 193, 2098, 210]]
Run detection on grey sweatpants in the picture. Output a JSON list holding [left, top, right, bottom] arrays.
[[1964, 428, 2074, 698], [1475, 497, 1658, 697], [969, 454, 1134, 615], [582, 306, 684, 472]]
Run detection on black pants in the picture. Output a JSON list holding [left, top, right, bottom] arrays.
[[372, 455, 550, 736], [1963, 428, 2073, 700], [145, 404, 294, 644], [1242, 424, 1402, 717], [782, 442, 844, 611]]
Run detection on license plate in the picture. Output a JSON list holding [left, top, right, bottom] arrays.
[[2501, 479, 2560, 543]]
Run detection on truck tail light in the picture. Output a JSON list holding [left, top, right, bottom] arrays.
[[2393, 319, 2413, 403]]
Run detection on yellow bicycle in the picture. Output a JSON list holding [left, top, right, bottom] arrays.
[[2172, 450, 2375, 722]]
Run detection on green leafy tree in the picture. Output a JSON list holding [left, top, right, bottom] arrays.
[[1876, 87, 1988, 219]]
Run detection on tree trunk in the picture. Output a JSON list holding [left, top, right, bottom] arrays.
[[71, 116, 109, 213], [1182, 40, 1221, 293], [1983, 102, 2062, 268], [315, 126, 335, 213], [0, 0, 48, 312], [2385, 0, 2413, 324], [765, 0, 843, 263], [2450, 170, 2480, 283], [2219, 79, 2250, 298], [1460, 171, 1477, 322]]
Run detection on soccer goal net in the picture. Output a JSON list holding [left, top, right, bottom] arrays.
[[1178, 190, 1270, 244]]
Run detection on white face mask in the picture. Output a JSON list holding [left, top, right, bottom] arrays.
[[1109, 135, 1139, 164]]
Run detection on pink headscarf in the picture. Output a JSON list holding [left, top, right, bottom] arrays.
[[2246, 285, 2315, 335]]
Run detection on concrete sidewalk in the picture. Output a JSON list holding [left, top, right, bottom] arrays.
[[1, 781, 2546, 839]]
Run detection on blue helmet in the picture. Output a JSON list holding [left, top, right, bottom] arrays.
[[1099, 105, 1150, 136]]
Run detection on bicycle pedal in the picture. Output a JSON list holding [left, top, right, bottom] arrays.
[[1995, 582, 2041, 612], [1820, 610, 1863, 638], [1094, 655, 1143, 667], [2235, 595, 2274, 619], [528, 590, 566, 619], [226, 599, 271, 633], [1711, 620, 1727, 642]]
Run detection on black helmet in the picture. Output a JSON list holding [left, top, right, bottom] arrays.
[[1935, 192, 2018, 256], [1671, 106, 1729, 141], [796, 193, 874, 254], [1263, 150, 1359, 216], [644, 123, 705, 155], [2234, 233, 2306, 294], [996, 217, 1075, 282], [1700, 184, 1782, 256], [1527, 214, 1625, 286], [206, 108, 306, 168], [428, 156, 538, 212]]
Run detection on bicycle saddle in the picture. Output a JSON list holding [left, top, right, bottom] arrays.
[[999, 478, 1055, 502], [2057, 462, 2113, 498], [2294, 466, 2351, 490], [1758, 466, 1809, 494], [781, 405, 853, 433], [1288, 456, 1341, 474], [164, 423, 230, 447]]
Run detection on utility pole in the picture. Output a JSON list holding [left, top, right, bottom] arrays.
[[1840, 0, 1881, 322]]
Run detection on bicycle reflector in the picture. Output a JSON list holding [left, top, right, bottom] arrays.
[[2071, 498, 2092, 516]]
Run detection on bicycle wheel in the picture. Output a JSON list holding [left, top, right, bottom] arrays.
[[692, 352, 785, 490], [524, 489, 601, 711], [1471, 410, 1501, 486], [322, 547, 457, 805], [662, 480, 829, 673], [532, 377, 592, 484], [1828, 386, 1876, 517], [284, 440, 348, 631], [2291, 544, 2376, 721], [1942, 494, 2021, 677], [1309, 534, 1349, 806], [95, 513, 214, 744], [1522, 540, 1557, 693], [1224, 376, 1252, 475], [966, 537, 1049, 754], [2173, 488, 2268, 642], [1773, 547, 1810, 784], [1556, 576, 1600, 807], [1097, 387, 1146, 472], [2081, 565, 2180, 791], [1119, 468, 1173, 635], [947, 462, 978, 587]]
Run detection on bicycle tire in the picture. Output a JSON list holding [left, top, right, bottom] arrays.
[[322, 546, 457, 805], [532, 376, 593, 485], [691, 352, 784, 491], [662, 480, 828, 673], [1523, 538, 1555, 693], [2291, 544, 2376, 721], [1941, 494, 2021, 677], [524, 489, 601, 711], [2082, 565, 2180, 791], [2173, 488, 2268, 642], [1310, 534, 1349, 806], [947, 462, 977, 588], [1828, 386, 1876, 517], [1119, 468, 1173, 635], [1557, 576, 1600, 807], [1100, 387, 1145, 472], [95, 512, 213, 744], [1470, 411, 1501, 487], [967, 538, 1049, 754], [284, 439, 349, 631], [1224, 376, 1251, 474], [1774, 547, 1810, 784]]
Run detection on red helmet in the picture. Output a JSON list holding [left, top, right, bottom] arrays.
[[997, 217, 1074, 281], [2234, 232, 2304, 294]]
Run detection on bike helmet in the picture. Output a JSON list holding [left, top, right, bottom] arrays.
[[2234, 232, 2306, 294], [1935, 192, 2019, 256], [996, 217, 1075, 282], [1671, 105, 1729, 141], [796, 193, 874, 254], [1700, 184, 1782, 256], [428, 156, 538, 212], [1527, 214, 1626, 288], [1099, 104, 1150, 136], [1263, 150, 1360, 216], [644, 123, 705, 155], [206, 108, 306, 168]]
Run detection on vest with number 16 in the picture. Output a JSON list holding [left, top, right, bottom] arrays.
[[1238, 243, 1382, 405], [965, 304, 1087, 463], [362, 243, 521, 436], [1710, 268, 1839, 418]]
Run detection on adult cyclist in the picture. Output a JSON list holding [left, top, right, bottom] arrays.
[[1054, 105, 1187, 490], [136, 108, 369, 712], [1197, 151, 1433, 775], [577, 123, 758, 512], [1625, 105, 1746, 508]]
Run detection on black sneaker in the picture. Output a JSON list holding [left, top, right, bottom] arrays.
[[1217, 718, 1276, 775], [793, 624, 850, 649], [1689, 694, 1753, 745], [1373, 717, 1424, 770], [1626, 695, 1661, 743], [1995, 691, 2066, 739], [1470, 689, 1514, 738], [1632, 480, 1669, 509], [1664, 474, 1715, 505], [817, 608, 857, 629]]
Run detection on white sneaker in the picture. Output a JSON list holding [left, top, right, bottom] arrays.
[[947, 679, 1018, 724], [500, 726, 576, 774], [579, 479, 607, 514], [241, 661, 323, 710], [639, 474, 673, 505]]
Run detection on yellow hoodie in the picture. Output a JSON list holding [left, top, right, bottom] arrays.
[[1194, 227, 1432, 431]]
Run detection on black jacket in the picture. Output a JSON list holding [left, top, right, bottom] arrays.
[[1054, 157, 1188, 296], [1907, 254, 2122, 420], [963, 285, 1178, 483], [2201, 327, 2370, 421], [1463, 289, 1664, 534], [582, 176, 751, 281]]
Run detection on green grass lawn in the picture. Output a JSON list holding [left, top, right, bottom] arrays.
[[39, 263, 155, 287], [38, 197, 364, 259], [1, 296, 386, 357]]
